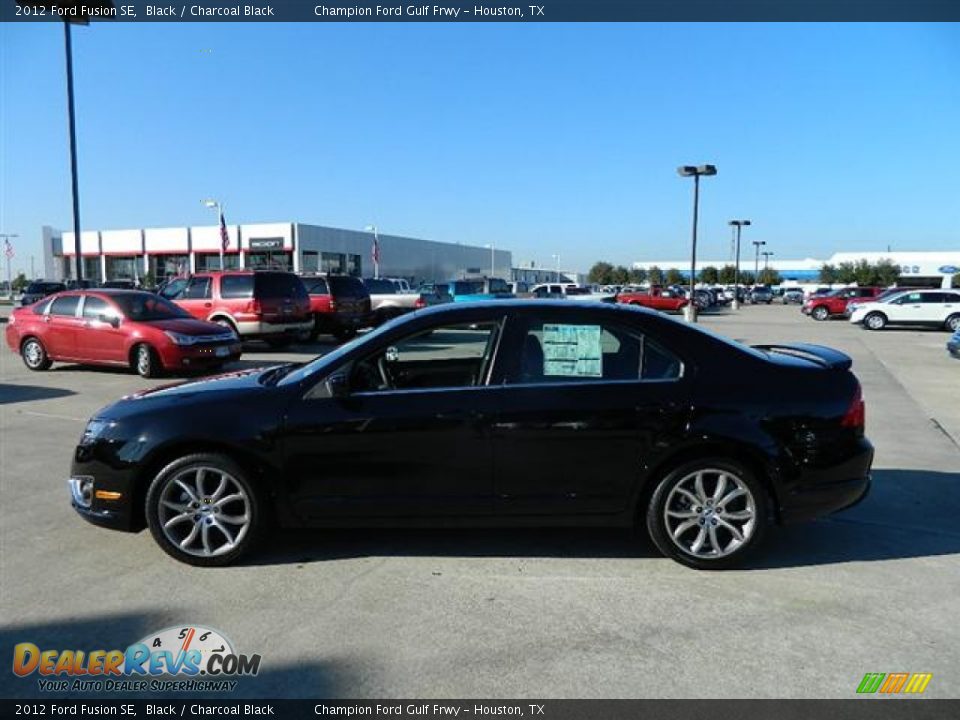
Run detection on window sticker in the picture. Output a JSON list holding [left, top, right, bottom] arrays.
[[542, 324, 603, 377]]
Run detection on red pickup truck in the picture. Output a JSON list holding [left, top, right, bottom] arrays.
[[616, 286, 689, 313], [802, 286, 884, 320]]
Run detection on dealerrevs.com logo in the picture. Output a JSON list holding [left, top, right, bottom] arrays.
[[13, 625, 261, 693]]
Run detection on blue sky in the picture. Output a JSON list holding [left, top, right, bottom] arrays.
[[2, 22, 959, 275]]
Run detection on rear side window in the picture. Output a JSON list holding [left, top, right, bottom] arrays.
[[328, 276, 368, 298], [220, 275, 254, 299], [49, 296, 80, 317], [364, 279, 397, 294], [82, 296, 111, 318], [254, 273, 307, 300], [302, 278, 329, 295]]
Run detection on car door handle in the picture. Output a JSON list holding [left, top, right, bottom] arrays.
[[204, 302, 212, 308]]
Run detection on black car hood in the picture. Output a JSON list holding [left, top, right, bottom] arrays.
[[96, 365, 289, 420]]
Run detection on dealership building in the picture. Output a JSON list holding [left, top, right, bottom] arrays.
[[41, 222, 513, 286], [632, 250, 960, 287]]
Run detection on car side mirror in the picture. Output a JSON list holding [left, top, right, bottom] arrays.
[[99, 314, 120, 328], [325, 373, 350, 398]]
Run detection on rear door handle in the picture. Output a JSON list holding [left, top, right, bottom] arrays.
[[204, 302, 212, 308]]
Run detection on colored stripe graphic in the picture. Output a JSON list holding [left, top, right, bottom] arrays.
[[903, 674, 933, 694], [857, 673, 886, 694], [880, 673, 910, 694]]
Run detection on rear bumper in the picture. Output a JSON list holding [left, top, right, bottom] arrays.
[[779, 438, 874, 524], [236, 319, 312, 338]]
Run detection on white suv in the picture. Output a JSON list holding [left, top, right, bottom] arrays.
[[849, 288, 960, 331]]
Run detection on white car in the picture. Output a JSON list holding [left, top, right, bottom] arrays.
[[849, 288, 960, 331]]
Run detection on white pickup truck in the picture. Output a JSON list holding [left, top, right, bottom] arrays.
[[362, 277, 434, 324]]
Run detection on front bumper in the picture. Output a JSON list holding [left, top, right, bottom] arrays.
[[161, 342, 242, 369], [69, 446, 142, 532], [779, 438, 874, 524]]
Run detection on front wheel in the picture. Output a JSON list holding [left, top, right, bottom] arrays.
[[812, 305, 830, 321], [946, 314, 960, 332], [21, 337, 52, 371], [646, 459, 768, 570], [145, 453, 265, 566], [133, 343, 161, 378], [864, 312, 887, 331]]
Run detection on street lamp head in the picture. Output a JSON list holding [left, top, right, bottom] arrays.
[[203, 199, 218, 209], [364, 225, 377, 232], [678, 164, 717, 177]]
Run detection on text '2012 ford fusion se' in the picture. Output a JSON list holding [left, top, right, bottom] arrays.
[[68, 300, 873, 569]]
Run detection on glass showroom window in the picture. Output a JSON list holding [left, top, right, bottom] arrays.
[[346, 254, 363, 277], [302, 251, 319, 273], [83, 257, 102, 282], [247, 251, 292, 270], [150, 254, 189, 281], [106, 255, 144, 280], [195, 254, 240, 272], [321, 252, 345, 274]]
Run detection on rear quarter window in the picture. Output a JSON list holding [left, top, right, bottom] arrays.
[[254, 273, 308, 300], [328, 276, 368, 298], [220, 275, 254, 299]]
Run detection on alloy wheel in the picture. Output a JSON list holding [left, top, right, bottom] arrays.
[[23, 340, 44, 369], [157, 465, 251, 558], [663, 468, 757, 560], [137, 346, 152, 375], [865, 313, 886, 331]]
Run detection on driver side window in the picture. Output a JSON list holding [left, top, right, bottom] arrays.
[[350, 321, 500, 393]]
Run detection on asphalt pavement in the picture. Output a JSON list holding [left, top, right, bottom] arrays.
[[1, 303, 957, 699]]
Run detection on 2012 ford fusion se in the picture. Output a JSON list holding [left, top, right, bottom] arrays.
[[69, 301, 873, 569]]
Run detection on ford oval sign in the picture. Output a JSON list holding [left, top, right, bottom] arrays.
[[939, 265, 959, 274]]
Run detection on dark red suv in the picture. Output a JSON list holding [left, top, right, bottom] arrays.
[[803, 286, 883, 321], [299, 274, 373, 342], [159, 271, 311, 347]]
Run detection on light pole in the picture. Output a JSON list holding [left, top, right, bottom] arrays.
[[752, 240, 766, 284], [365, 225, 380, 278], [728, 220, 751, 310], [485, 244, 495, 277], [677, 164, 717, 322], [551, 253, 561, 282], [1, 233, 18, 294], [761, 251, 774, 283], [203, 199, 224, 269]]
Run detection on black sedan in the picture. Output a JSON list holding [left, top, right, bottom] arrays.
[[69, 301, 873, 569]]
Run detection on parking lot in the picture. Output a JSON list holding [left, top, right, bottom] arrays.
[[1, 303, 958, 699]]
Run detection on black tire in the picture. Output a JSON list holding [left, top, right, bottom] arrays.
[[333, 327, 357, 343], [811, 305, 829, 321], [264, 336, 294, 349], [864, 311, 887, 331], [946, 314, 960, 332], [213, 317, 238, 336], [646, 458, 769, 570], [21, 337, 52, 371], [145, 452, 266, 567], [132, 343, 162, 378]]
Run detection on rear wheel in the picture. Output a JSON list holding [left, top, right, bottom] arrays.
[[145, 452, 265, 566], [133, 343, 161, 378], [864, 312, 887, 331], [646, 459, 768, 570], [21, 337, 52, 371], [811, 305, 830, 321], [946, 314, 960, 332]]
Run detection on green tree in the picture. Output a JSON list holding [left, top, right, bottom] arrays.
[[699, 266, 719, 284], [819, 264, 838, 284], [853, 259, 875, 286], [873, 259, 901, 287], [717, 264, 737, 284], [836, 262, 857, 284], [740, 271, 756, 286], [628, 267, 648, 285], [612, 265, 631, 285], [587, 261, 615, 285], [11, 272, 28, 293], [757, 268, 781, 286], [664, 268, 684, 285], [647, 265, 664, 286]]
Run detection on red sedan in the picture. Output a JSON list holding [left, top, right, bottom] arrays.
[[5, 290, 242, 377]]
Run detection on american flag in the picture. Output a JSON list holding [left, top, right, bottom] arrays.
[[371, 234, 381, 266], [3, 238, 13, 259], [219, 210, 229, 252]]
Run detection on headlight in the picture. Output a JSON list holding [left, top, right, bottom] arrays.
[[164, 331, 198, 346], [80, 418, 116, 445]]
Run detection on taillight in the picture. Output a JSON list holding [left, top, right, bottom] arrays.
[[841, 383, 865, 429], [246, 299, 262, 316], [414, 297, 426, 309], [329, 299, 338, 312]]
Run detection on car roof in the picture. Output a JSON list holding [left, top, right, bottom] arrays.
[[411, 298, 660, 319]]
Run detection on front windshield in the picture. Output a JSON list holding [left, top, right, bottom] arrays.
[[113, 293, 192, 321]]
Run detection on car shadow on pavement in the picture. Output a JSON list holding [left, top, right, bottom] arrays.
[[247, 469, 960, 569], [753, 468, 960, 569], [0, 383, 76, 405], [0, 611, 353, 699]]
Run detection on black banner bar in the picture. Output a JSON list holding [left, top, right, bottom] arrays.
[[4, 0, 960, 22], [2, 700, 960, 720]]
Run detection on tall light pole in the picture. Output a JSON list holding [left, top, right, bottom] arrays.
[[752, 240, 766, 283], [728, 220, 751, 310], [761, 251, 774, 283], [551, 253, 561, 282], [485, 244, 495, 277], [677, 164, 718, 323], [203, 199, 224, 269], [1, 233, 18, 293], [365, 225, 380, 278]]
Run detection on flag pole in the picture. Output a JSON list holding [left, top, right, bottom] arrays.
[[219, 202, 225, 271]]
